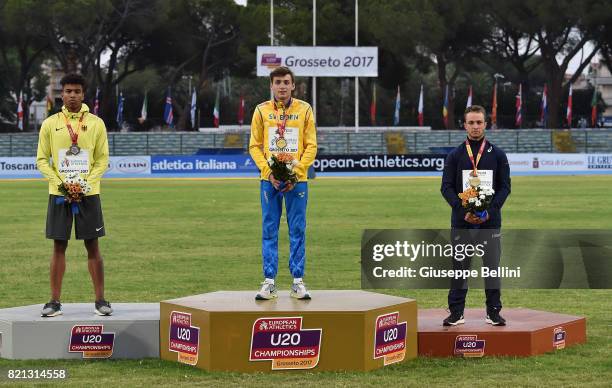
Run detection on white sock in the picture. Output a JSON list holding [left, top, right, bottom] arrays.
[[265, 278, 275, 285], [293, 278, 303, 284]]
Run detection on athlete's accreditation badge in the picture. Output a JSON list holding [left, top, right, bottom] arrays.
[[269, 126, 298, 153], [58, 148, 90, 175], [461, 169, 493, 191]]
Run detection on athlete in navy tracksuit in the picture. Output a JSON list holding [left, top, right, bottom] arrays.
[[440, 105, 511, 326]]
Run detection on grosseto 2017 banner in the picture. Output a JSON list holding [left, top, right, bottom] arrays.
[[257, 46, 378, 77]]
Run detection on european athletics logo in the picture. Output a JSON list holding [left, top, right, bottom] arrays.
[[261, 53, 282, 69]]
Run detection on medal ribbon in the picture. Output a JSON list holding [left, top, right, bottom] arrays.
[[465, 138, 487, 176], [63, 112, 87, 146], [273, 99, 291, 139]]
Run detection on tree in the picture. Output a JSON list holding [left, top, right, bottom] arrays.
[[0, 0, 51, 131], [44, 0, 168, 126], [141, 0, 251, 129], [480, 0, 543, 99], [363, 0, 490, 129], [503, 0, 603, 128]]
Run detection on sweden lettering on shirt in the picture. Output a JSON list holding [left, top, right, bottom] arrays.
[[267, 113, 300, 120], [268, 126, 299, 153]]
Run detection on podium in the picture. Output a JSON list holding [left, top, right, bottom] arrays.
[[160, 290, 417, 372], [418, 308, 586, 357], [0, 304, 159, 360]]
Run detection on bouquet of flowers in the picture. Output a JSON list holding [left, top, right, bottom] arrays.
[[56, 172, 92, 214], [267, 152, 298, 185], [458, 186, 495, 220]]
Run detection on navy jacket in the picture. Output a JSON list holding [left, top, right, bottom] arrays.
[[440, 137, 511, 228]]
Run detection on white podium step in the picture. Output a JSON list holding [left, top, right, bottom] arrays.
[[0, 303, 159, 359]]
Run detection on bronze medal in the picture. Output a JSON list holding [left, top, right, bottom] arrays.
[[465, 138, 486, 188], [468, 174, 481, 187]]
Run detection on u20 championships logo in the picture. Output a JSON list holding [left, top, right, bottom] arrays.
[[169, 311, 200, 365], [373, 312, 408, 365], [454, 335, 486, 357], [68, 325, 115, 358], [249, 317, 322, 370], [553, 327, 566, 349]]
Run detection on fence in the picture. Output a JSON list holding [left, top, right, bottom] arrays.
[[1, 128, 611, 157]]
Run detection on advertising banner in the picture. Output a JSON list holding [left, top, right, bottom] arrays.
[[0, 156, 152, 178], [0, 157, 39, 177], [507, 153, 612, 171], [107, 156, 151, 176], [151, 155, 258, 174], [312, 154, 446, 172]]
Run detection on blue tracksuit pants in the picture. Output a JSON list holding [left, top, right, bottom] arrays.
[[260, 180, 308, 279]]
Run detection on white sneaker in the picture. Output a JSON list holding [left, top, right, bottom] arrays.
[[255, 280, 277, 300], [290, 281, 311, 300]]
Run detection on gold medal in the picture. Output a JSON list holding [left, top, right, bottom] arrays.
[[276, 137, 287, 148], [273, 99, 291, 150]]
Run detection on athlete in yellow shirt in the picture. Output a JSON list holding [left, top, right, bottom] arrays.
[[36, 73, 112, 317], [249, 66, 317, 300]]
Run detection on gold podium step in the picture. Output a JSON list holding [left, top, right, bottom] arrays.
[[160, 290, 417, 372]]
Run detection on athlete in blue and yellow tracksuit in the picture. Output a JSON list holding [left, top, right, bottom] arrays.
[[249, 91, 317, 289]]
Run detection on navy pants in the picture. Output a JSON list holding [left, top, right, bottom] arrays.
[[448, 228, 502, 313]]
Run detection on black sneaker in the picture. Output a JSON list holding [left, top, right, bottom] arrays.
[[41, 301, 62, 317], [95, 300, 113, 316], [443, 311, 465, 326], [485, 309, 506, 326]]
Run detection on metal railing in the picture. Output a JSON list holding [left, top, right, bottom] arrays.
[[1, 128, 611, 157]]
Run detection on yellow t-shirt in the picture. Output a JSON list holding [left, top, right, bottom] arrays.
[[248, 98, 318, 181], [36, 103, 109, 195]]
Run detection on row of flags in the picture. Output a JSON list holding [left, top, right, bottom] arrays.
[[15, 82, 599, 130], [114, 87, 244, 129], [371, 83, 599, 128]]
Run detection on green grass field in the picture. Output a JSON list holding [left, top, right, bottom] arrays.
[[0, 176, 611, 387]]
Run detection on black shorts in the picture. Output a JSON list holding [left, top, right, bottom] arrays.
[[46, 194, 106, 240]]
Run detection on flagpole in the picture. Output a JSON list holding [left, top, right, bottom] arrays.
[[270, 0, 274, 100], [566, 84, 573, 128], [312, 0, 317, 123], [354, 0, 359, 132]]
